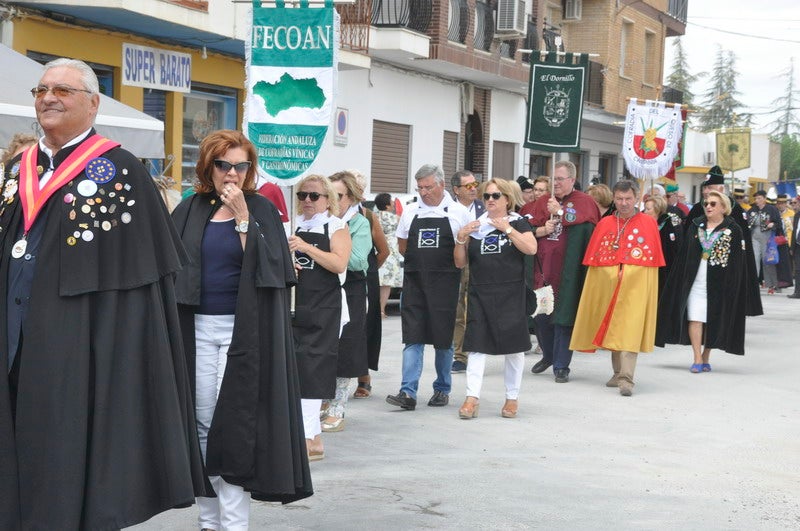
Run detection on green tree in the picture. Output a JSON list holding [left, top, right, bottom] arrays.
[[779, 134, 800, 181], [767, 58, 800, 138], [664, 37, 703, 121], [697, 47, 749, 132]]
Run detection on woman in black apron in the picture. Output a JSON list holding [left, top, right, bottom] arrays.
[[322, 171, 372, 432], [288, 175, 351, 461], [454, 179, 538, 420]]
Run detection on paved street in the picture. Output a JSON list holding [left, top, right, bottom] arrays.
[[132, 292, 800, 530]]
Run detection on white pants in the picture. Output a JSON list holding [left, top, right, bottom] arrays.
[[194, 314, 250, 530], [465, 352, 525, 399], [301, 398, 322, 438]]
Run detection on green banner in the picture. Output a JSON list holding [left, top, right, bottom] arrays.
[[524, 52, 588, 153], [246, 1, 337, 184]]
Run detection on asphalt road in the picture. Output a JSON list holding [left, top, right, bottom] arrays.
[[131, 291, 800, 530]]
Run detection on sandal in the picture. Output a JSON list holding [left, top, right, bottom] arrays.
[[501, 399, 518, 419], [690, 363, 702, 373], [701, 363, 712, 372], [353, 381, 372, 399]]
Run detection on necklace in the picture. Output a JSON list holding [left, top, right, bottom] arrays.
[[698, 225, 723, 260], [612, 213, 634, 249]]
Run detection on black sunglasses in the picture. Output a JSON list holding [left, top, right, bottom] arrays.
[[214, 160, 251, 174], [483, 192, 504, 200], [703, 201, 719, 208], [297, 191, 328, 201]]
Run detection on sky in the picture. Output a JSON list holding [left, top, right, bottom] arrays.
[[663, 0, 800, 133]]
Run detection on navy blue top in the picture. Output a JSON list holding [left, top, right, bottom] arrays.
[[198, 218, 243, 315]]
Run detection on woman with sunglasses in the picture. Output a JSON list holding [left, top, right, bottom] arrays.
[[453, 178, 538, 419], [172, 130, 312, 528], [287, 174, 351, 461], [657, 190, 748, 372], [319, 171, 372, 432]]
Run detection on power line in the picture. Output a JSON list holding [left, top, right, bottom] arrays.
[[687, 21, 800, 44]]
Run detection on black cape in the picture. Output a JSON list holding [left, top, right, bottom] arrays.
[[657, 212, 683, 294], [172, 192, 313, 503], [684, 200, 763, 316], [0, 142, 206, 530], [657, 215, 747, 355]]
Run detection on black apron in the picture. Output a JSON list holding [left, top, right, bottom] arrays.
[[463, 220, 532, 354], [292, 224, 341, 398], [401, 213, 461, 348], [337, 267, 368, 378], [365, 248, 382, 371]]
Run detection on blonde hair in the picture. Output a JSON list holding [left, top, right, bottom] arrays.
[[481, 178, 521, 213], [587, 183, 612, 208], [329, 170, 364, 203], [646, 195, 668, 217], [706, 190, 732, 216], [295, 174, 339, 216]]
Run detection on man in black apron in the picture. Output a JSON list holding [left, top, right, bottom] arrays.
[[386, 164, 471, 410]]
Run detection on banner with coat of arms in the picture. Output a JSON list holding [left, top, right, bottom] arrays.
[[524, 52, 588, 153], [622, 99, 683, 180], [245, 0, 339, 185], [715, 127, 751, 173]]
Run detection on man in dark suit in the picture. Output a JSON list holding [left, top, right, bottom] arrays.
[[450, 170, 484, 372]]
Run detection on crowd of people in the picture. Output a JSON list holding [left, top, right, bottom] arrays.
[[2, 56, 795, 530]]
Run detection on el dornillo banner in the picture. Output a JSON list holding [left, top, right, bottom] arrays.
[[524, 52, 588, 153], [245, 0, 339, 185]]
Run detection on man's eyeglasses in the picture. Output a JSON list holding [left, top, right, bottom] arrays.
[[703, 201, 719, 208], [483, 192, 504, 200], [31, 85, 94, 99], [296, 191, 328, 201], [459, 182, 479, 190], [213, 160, 251, 174], [415, 184, 438, 193]]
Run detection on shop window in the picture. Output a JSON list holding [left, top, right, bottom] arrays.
[[181, 85, 237, 189]]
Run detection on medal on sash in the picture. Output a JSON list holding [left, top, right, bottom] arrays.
[[11, 237, 27, 259], [14, 135, 120, 259]]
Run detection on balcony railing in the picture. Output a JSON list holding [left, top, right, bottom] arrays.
[[448, 0, 469, 44], [499, 40, 518, 59], [473, 1, 494, 52], [667, 0, 688, 23], [338, 0, 372, 52], [520, 21, 539, 64], [372, 0, 432, 33]]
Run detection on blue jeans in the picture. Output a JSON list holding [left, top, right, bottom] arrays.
[[533, 314, 574, 373], [400, 343, 453, 399]]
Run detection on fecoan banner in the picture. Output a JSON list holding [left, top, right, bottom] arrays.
[[245, 0, 338, 185]]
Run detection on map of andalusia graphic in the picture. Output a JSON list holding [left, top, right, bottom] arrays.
[[253, 73, 325, 117]]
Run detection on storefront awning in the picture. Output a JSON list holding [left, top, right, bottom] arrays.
[[0, 44, 165, 159]]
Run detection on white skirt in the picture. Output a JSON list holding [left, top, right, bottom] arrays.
[[687, 260, 708, 322]]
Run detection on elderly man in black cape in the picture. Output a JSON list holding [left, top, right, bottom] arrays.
[[683, 165, 763, 316], [0, 58, 205, 530]]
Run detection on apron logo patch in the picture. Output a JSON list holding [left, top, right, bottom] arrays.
[[418, 227, 440, 249], [295, 247, 317, 269], [480, 234, 502, 255]]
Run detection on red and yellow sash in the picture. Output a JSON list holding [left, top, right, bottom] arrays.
[[18, 134, 120, 233]]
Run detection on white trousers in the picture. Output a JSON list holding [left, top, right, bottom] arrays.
[[465, 352, 525, 400], [301, 398, 322, 438], [194, 314, 250, 531]]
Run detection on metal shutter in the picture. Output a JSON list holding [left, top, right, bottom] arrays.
[[491, 141, 516, 180], [370, 120, 410, 193]]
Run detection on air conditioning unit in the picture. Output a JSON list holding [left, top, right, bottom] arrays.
[[497, 0, 526, 37], [703, 152, 715, 165], [564, 0, 582, 21]]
